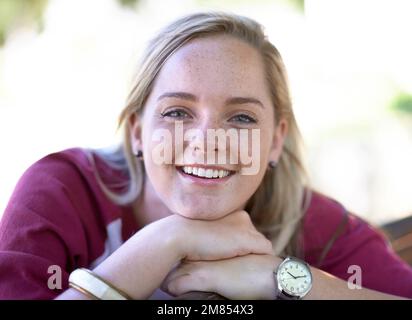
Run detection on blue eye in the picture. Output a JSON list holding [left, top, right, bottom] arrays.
[[229, 114, 257, 124], [160, 109, 191, 119]]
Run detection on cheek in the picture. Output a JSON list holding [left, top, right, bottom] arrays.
[[142, 129, 177, 191], [144, 162, 173, 198], [239, 167, 267, 197], [239, 128, 272, 176], [142, 120, 176, 164]]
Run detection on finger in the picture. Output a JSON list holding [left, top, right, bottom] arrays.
[[257, 237, 274, 255], [161, 261, 206, 291], [167, 273, 213, 297], [161, 263, 192, 292], [236, 233, 273, 256], [164, 262, 214, 296], [161, 270, 189, 293]]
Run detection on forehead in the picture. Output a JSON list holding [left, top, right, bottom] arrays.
[[151, 35, 270, 98]]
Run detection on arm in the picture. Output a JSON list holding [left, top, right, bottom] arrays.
[[162, 254, 409, 300], [57, 211, 273, 300], [1, 152, 272, 300], [163, 208, 412, 300], [57, 217, 181, 299], [306, 265, 407, 300]]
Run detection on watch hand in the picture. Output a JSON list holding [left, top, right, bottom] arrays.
[[287, 272, 297, 279], [294, 275, 307, 279]]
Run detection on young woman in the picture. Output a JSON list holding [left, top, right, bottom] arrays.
[[0, 12, 411, 300]]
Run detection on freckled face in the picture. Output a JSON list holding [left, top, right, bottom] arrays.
[[134, 35, 279, 220]]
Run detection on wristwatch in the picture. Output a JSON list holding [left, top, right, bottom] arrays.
[[274, 256, 313, 300]]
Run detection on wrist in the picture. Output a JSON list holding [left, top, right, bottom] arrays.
[[160, 214, 193, 261], [69, 268, 132, 300], [260, 255, 283, 300], [91, 219, 184, 299]]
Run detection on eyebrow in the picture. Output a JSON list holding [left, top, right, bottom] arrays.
[[225, 96, 264, 109], [157, 91, 264, 109], [157, 92, 197, 102]]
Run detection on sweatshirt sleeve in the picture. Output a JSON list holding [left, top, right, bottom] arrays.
[[321, 212, 412, 298], [303, 192, 412, 298], [0, 153, 94, 299], [305, 194, 412, 298]]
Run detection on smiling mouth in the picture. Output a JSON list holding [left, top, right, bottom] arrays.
[[176, 165, 236, 179]]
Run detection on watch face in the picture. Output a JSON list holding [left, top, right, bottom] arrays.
[[277, 259, 312, 297]]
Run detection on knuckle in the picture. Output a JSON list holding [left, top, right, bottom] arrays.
[[167, 280, 178, 295], [238, 210, 250, 220], [169, 276, 188, 296], [236, 245, 249, 256]]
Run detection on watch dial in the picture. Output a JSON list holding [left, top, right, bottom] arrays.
[[278, 260, 311, 295]]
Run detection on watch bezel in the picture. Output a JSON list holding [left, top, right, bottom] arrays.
[[275, 256, 313, 299]]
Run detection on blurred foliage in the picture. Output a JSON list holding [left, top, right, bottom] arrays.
[[391, 92, 412, 115], [0, 0, 48, 46], [0, 0, 302, 47], [0, 0, 140, 47], [288, 0, 304, 11], [117, 0, 140, 9], [197, 0, 304, 12]]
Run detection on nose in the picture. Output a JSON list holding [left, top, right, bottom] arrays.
[[185, 114, 221, 161], [192, 115, 219, 150]]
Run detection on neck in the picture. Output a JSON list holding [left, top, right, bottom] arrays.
[[132, 175, 174, 227]]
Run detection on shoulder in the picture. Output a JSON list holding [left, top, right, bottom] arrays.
[[16, 147, 117, 187], [303, 190, 348, 228], [302, 190, 384, 263], [7, 148, 99, 213], [0, 148, 107, 298], [13, 147, 93, 188], [2, 147, 128, 232], [302, 190, 350, 265], [302, 190, 412, 298], [302, 190, 381, 268], [10, 147, 127, 204], [31, 147, 90, 183]]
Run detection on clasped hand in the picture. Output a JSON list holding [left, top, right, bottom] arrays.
[[160, 210, 281, 299]]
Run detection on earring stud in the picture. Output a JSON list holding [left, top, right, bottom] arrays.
[[268, 160, 277, 169], [135, 150, 143, 159]]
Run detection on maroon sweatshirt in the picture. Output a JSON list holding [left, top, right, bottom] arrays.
[[1, 148, 411, 299]]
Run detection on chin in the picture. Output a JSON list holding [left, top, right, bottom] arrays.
[[174, 206, 230, 221]]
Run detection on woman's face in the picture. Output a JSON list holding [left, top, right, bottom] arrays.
[[131, 35, 287, 220]]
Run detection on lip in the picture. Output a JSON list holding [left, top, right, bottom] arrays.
[[178, 164, 236, 172], [176, 166, 235, 186]]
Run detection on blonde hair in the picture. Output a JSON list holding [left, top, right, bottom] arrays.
[[91, 12, 311, 258]]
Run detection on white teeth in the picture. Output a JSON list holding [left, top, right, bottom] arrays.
[[206, 169, 213, 178], [180, 166, 231, 179], [219, 170, 224, 178], [198, 168, 205, 177]]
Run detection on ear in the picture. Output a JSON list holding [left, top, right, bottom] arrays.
[[269, 119, 288, 163], [128, 113, 143, 155]]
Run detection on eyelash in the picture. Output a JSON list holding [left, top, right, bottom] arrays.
[[160, 108, 192, 119], [229, 114, 257, 124], [160, 108, 257, 124]]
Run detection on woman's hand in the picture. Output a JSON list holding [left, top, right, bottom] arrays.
[[168, 210, 273, 261], [161, 254, 282, 300]]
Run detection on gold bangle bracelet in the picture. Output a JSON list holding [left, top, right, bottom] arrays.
[[68, 268, 132, 300], [81, 268, 133, 300], [69, 282, 99, 300]]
